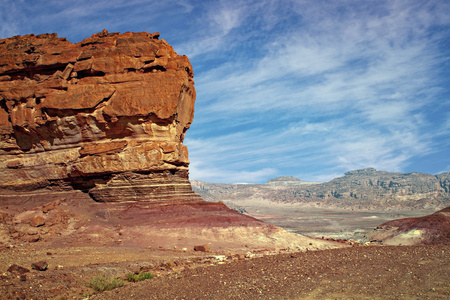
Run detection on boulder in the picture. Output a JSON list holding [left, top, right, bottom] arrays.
[[194, 245, 211, 252], [31, 261, 48, 271], [7, 264, 30, 275], [29, 215, 45, 227]]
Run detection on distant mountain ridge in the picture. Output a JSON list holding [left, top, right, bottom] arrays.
[[191, 168, 450, 210], [266, 176, 321, 186]]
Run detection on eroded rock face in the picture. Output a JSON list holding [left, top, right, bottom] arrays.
[[0, 30, 200, 203]]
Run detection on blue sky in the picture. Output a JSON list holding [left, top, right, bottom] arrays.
[[1, 0, 450, 183]]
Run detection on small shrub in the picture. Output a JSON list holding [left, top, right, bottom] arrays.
[[88, 275, 124, 292], [164, 261, 174, 268], [126, 271, 155, 282]]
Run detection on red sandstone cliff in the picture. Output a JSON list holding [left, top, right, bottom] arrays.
[[0, 30, 199, 203]]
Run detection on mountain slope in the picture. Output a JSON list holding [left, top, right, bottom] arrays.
[[191, 168, 450, 210], [366, 206, 450, 245]]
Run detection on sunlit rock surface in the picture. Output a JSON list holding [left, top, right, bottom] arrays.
[[0, 30, 200, 203]]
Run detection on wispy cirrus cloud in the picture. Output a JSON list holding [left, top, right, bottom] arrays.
[[0, 0, 194, 42], [207, 3, 244, 35], [0, 0, 22, 38], [186, 0, 450, 182], [1, 0, 449, 183]]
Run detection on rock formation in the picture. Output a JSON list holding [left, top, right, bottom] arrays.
[[0, 31, 336, 252], [0, 30, 200, 203], [192, 168, 450, 210]]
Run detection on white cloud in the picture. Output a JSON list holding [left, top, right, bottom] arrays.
[[187, 0, 450, 181], [331, 128, 431, 172], [186, 134, 279, 183], [0, 0, 195, 42], [2, 0, 449, 183], [189, 162, 277, 184], [0, 0, 23, 37], [208, 5, 243, 35]]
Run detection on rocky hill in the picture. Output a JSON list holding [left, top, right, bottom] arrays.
[[191, 168, 450, 210], [366, 206, 450, 245]]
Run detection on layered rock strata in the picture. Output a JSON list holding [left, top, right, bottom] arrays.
[[0, 30, 200, 203], [192, 168, 450, 210]]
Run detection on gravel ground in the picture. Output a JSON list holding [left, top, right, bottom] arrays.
[[90, 245, 450, 300]]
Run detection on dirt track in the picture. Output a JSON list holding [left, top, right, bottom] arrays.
[[2, 244, 449, 299]]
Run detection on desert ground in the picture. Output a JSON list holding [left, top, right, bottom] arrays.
[[1, 243, 449, 299], [220, 198, 438, 241], [1, 193, 448, 299]]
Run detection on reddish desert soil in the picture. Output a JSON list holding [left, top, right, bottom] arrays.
[[1, 192, 449, 299], [1, 244, 449, 299], [0, 191, 332, 250]]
